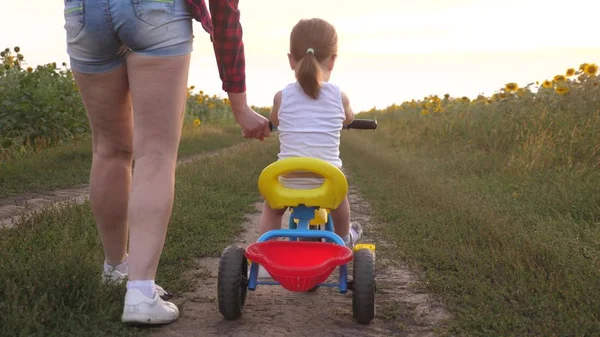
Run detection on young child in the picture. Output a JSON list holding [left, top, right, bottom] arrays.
[[257, 18, 363, 260]]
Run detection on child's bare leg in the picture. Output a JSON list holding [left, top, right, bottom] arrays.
[[258, 201, 287, 236], [330, 196, 350, 237], [331, 195, 362, 247]]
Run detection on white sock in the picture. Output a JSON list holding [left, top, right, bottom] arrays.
[[104, 254, 128, 274], [127, 280, 157, 298]]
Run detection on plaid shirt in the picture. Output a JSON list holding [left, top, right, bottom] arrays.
[[186, 0, 246, 93]]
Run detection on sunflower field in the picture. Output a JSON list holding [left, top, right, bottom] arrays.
[[360, 62, 600, 176], [0, 47, 88, 157], [0, 46, 270, 159], [184, 86, 271, 127]]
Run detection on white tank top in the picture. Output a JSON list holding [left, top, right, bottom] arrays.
[[276, 81, 346, 168]]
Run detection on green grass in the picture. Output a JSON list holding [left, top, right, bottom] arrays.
[[341, 132, 600, 336], [0, 125, 245, 199], [0, 138, 279, 337]]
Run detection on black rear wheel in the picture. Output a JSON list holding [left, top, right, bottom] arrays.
[[217, 245, 249, 320], [352, 249, 376, 324]]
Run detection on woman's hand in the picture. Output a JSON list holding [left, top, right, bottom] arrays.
[[236, 106, 271, 141], [228, 92, 271, 141]]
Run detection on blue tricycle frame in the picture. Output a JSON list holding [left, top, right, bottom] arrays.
[[247, 204, 350, 293]]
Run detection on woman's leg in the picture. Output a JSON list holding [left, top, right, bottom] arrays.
[[125, 53, 190, 282], [72, 65, 133, 268]]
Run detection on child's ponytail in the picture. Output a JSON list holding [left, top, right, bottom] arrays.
[[295, 48, 322, 99], [289, 18, 338, 100]]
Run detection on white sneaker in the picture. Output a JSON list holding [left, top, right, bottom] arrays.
[[102, 268, 169, 297], [344, 222, 364, 249], [102, 267, 127, 284], [121, 288, 179, 325]]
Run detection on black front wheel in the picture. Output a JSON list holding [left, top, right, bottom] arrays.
[[217, 245, 249, 320]]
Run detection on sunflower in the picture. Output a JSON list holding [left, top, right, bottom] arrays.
[[197, 95, 204, 104], [580, 63, 589, 71], [194, 118, 201, 126], [421, 109, 429, 116], [461, 96, 470, 102], [584, 63, 598, 76], [566, 68, 576, 77], [555, 86, 569, 95], [505, 82, 518, 92], [553, 74, 566, 83], [542, 80, 552, 88]]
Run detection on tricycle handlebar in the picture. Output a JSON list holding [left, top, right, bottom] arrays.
[[268, 119, 377, 132], [343, 119, 378, 130]]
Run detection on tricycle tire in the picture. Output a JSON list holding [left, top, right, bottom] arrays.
[[352, 248, 376, 324], [217, 245, 249, 320]]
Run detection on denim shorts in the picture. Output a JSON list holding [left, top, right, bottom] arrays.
[[63, 0, 194, 74]]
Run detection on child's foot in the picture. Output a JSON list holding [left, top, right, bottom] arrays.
[[121, 288, 179, 325], [344, 222, 363, 249]]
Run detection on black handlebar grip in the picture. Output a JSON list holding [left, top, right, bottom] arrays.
[[344, 119, 378, 130], [268, 119, 377, 131]]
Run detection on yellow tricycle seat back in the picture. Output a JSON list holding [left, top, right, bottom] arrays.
[[258, 157, 348, 210]]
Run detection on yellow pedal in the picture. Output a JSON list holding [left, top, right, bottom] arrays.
[[353, 243, 376, 253]]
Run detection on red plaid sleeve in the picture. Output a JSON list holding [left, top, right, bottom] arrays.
[[185, 0, 246, 93]]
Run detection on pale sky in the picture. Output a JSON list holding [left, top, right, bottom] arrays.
[[2, 0, 600, 111]]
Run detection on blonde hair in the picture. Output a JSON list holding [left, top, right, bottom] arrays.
[[289, 18, 338, 99]]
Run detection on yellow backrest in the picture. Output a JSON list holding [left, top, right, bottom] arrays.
[[258, 157, 348, 210]]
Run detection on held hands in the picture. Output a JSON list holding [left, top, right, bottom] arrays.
[[228, 92, 271, 141]]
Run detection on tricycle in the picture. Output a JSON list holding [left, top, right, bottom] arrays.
[[217, 119, 378, 325]]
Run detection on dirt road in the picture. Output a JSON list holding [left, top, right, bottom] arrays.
[[152, 185, 450, 337]]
